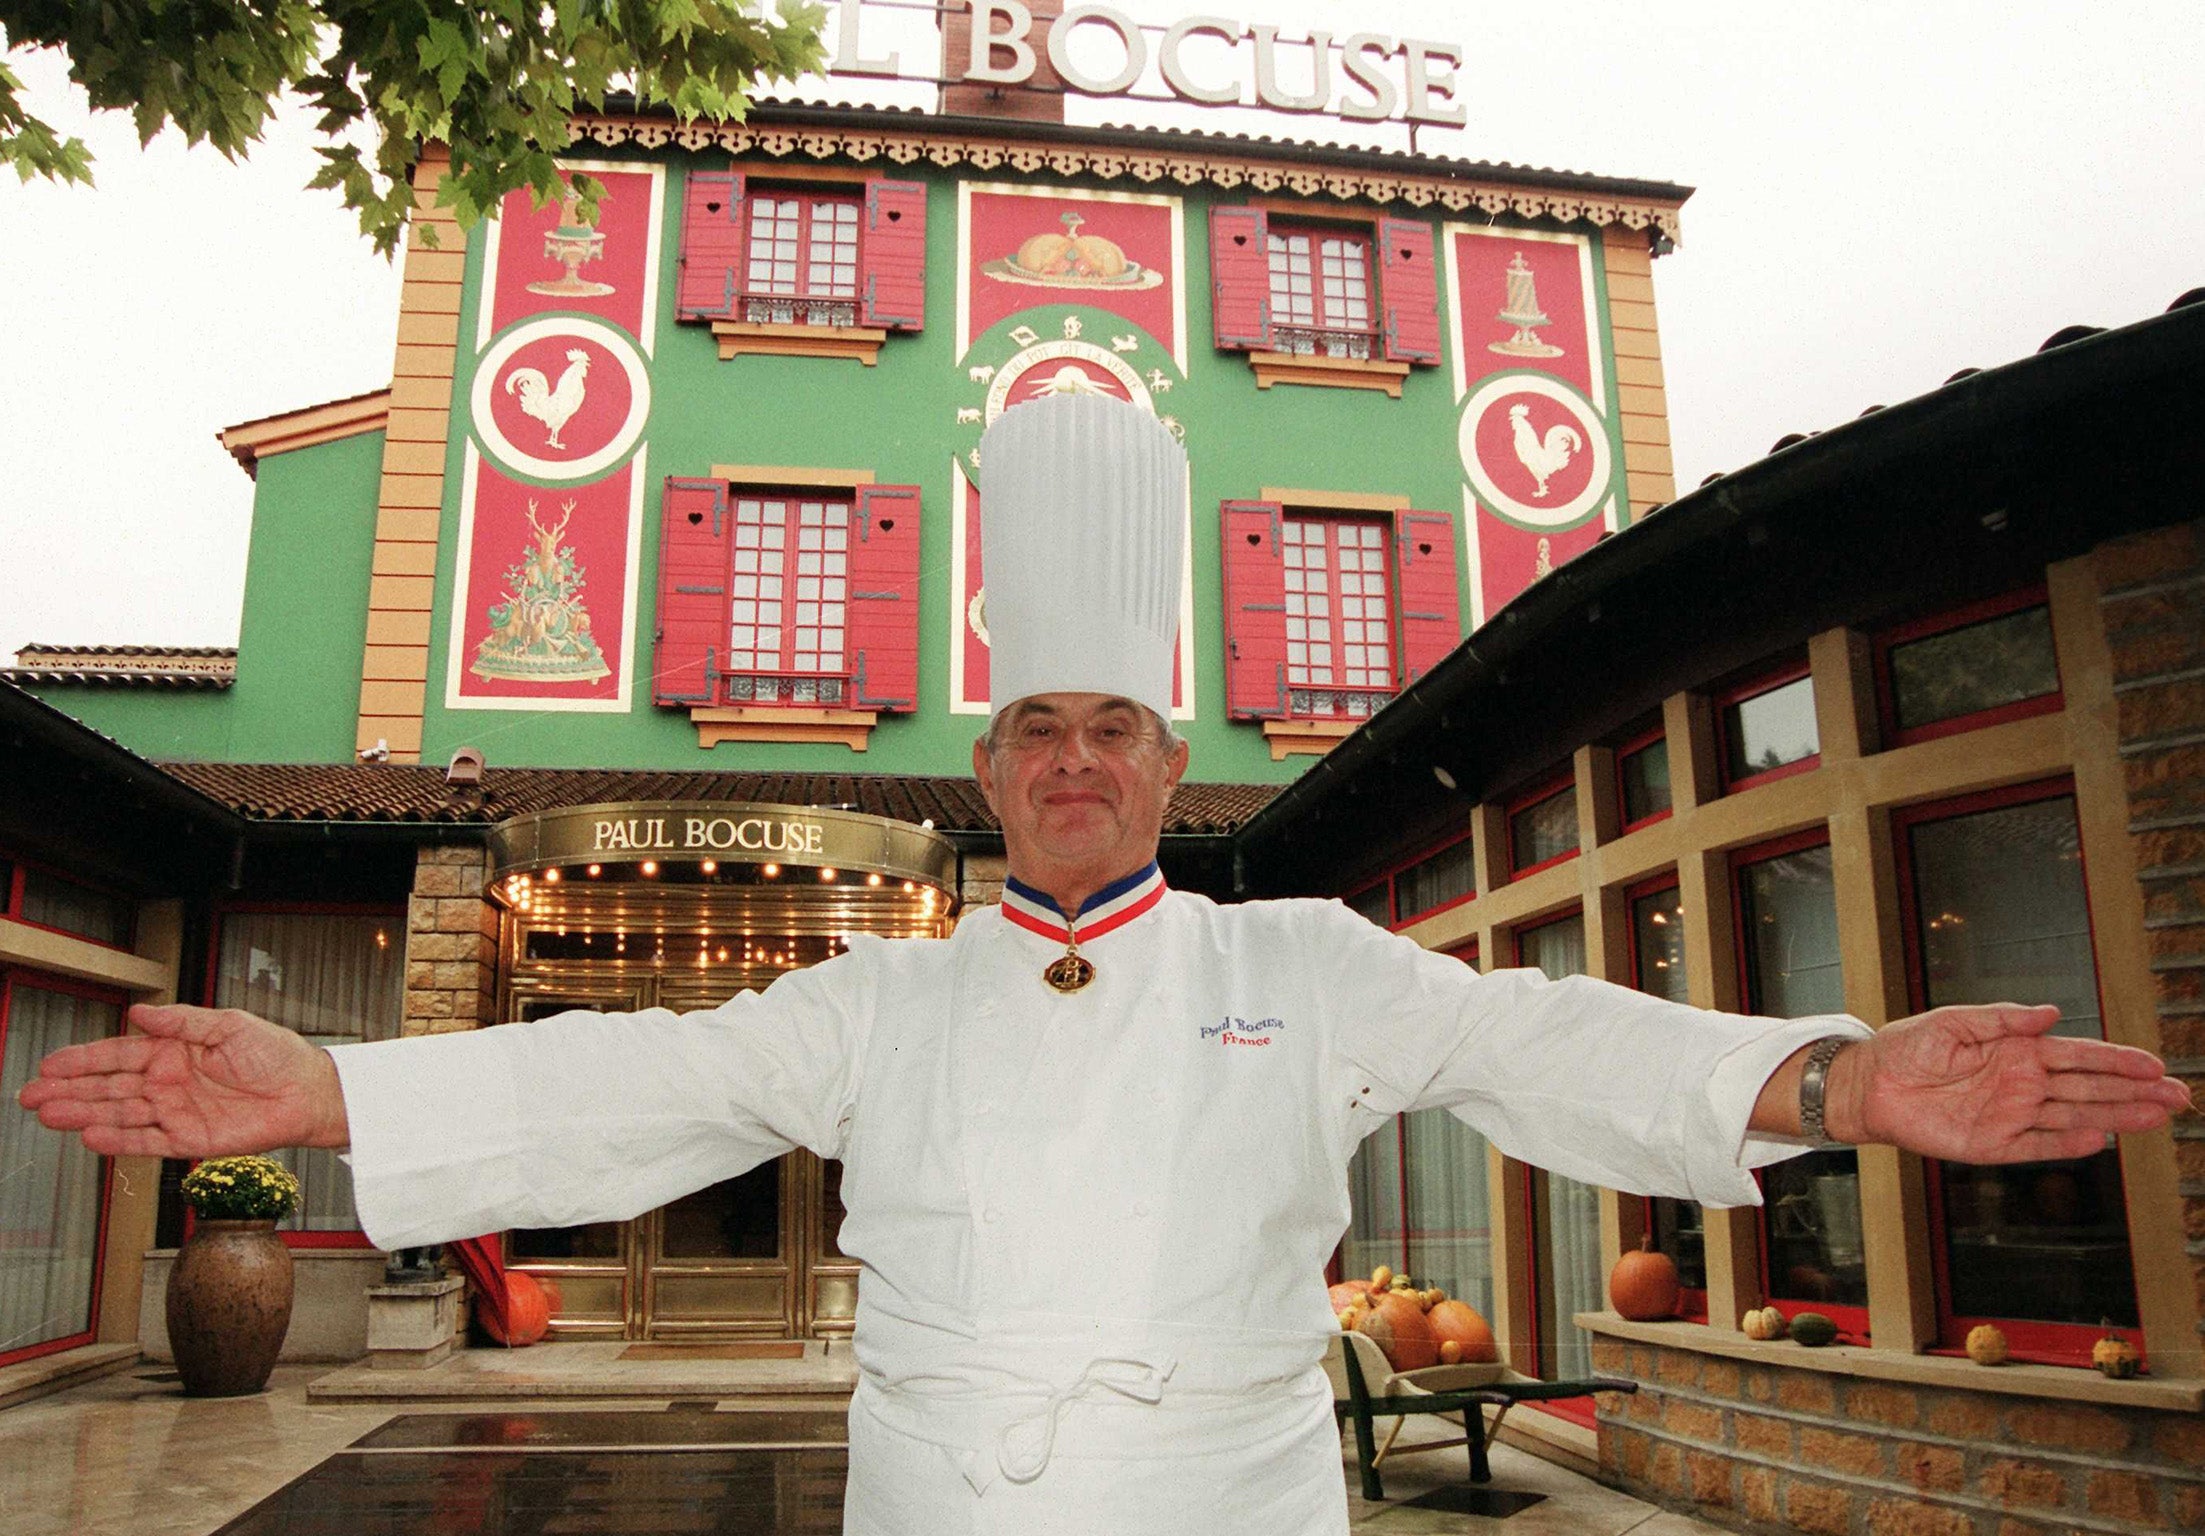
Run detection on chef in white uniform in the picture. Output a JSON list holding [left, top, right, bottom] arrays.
[[22, 394, 2192, 1536]]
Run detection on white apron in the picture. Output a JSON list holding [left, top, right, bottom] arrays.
[[333, 890, 1859, 1535]]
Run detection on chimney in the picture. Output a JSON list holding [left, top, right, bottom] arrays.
[[940, 0, 1070, 123]]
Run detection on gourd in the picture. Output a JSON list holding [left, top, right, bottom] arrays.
[[1360, 1290, 1440, 1371], [1427, 1300, 1499, 1365], [1789, 1311, 1839, 1348], [1608, 1233, 1682, 1320], [1741, 1306, 1788, 1341], [1965, 1323, 2009, 1365], [2093, 1322, 2140, 1379]]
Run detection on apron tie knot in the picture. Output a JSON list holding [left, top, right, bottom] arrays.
[[995, 1356, 1174, 1484]]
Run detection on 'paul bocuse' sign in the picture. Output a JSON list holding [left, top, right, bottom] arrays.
[[488, 801, 960, 888], [830, 0, 1469, 128]]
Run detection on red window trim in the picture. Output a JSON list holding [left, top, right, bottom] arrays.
[[203, 904, 407, 1247], [0, 848, 137, 954], [1280, 508, 1402, 720], [1614, 722, 1674, 834], [1889, 775, 2132, 1365], [1388, 825, 1479, 931], [1873, 585, 2062, 749], [0, 967, 125, 1368], [1716, 662, 1820, 794], [1342, 872, 1395, 927], [1505, 771, 1580, 880]]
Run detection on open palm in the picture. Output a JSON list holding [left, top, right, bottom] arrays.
[[17, 1004, 348, 1159], [1859, 1004, 2188, 1163]]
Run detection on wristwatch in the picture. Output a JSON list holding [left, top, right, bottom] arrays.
[[1798, 1035, 1851, 1148]]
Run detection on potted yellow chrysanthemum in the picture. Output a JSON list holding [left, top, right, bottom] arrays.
[[168, 1155, 300, 1396]]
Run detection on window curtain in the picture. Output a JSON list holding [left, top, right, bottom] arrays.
[[1516, 914, 1604, 1379], [214, 914, 402, 1232], [1343, 1121, 1403, 1283], [0, 985, 120, 1357], [1404, 1109, 1494, 1322]]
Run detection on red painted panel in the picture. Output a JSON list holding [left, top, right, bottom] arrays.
[[1220, 499, 1288, 719], [654, 478, 730, 706], [1396, 510, 1462, 683], [677, 171, 747, 321], [965, 189, 1179, 347], [1378, 218, 1441, 364], [861, 180, 928, 332], [488, 168, 658, 339], [1208, 206, 1273, 351], [849, 485, 922, 712]]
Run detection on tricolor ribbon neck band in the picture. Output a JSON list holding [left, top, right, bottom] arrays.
[[1001, 863, 1166, 944]]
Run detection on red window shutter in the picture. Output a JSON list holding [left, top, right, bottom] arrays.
[[848, 484, 922, 712], [1209, 206, 1273, 352], [1220, 499, 1290, 719], [1379, 218, 1441, 365], [860, 180, 928, 332], [677, 171, 747, 321], [654, 478, 731, 705], [1395, 509, 1462, 684]]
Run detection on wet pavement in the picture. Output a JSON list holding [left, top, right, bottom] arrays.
[[1, 1361, 1729, 1535]]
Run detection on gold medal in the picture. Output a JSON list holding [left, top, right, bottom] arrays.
[[1043, 943, 1095, 994]]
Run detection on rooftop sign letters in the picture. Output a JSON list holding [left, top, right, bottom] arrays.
[[829, 0, 1469, 128]]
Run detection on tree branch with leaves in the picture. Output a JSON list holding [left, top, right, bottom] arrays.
[[2, 0, 826, 253]]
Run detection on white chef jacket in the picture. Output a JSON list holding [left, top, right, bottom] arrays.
[[330, 889, 1863, 1536]]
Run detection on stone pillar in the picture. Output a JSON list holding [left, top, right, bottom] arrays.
[[402, 843, 500, 1036], [2092, 518, 2205, 1368]]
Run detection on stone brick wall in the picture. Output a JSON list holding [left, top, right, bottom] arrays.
[[402, 843, 498, 1035], [1594, 1337, 2205, 1535], [959, 852, 1007, 912], [2094, 518, 2205, 1335]]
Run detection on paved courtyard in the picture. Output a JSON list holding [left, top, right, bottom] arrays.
[[0, 1361, 1731, 1535]]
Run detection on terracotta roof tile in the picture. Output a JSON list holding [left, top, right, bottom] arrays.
[[156, 763, 1277, 837]]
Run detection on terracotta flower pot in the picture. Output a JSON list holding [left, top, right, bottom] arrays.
[[167, 1219, 294, 1397]]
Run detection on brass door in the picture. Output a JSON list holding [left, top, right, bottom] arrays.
[[501, 973, 856, 1339]]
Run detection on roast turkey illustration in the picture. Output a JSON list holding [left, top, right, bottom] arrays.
[[505, 349, 592, 449], [1509, 402, 1582, 497]]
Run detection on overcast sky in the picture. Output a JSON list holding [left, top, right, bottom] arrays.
[[2, 1, 2199, 654]]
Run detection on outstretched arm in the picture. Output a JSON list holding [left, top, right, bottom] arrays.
[[1750, 1003, 2190, 1161], [17, 1003, 350, 1158]]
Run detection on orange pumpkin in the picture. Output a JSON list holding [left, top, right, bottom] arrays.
[[1329, 1280, 1376, 1315], [1425, 1299, 1498, 1364], [1609, 1234, 1681, 1321], [1361, 1290, 1439, 1370], [478, 1270, 552, 1347]]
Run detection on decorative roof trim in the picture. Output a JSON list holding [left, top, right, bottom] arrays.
[[569, 114, 1686, 245], [5, 646, 238, 689], [219, 389, 393, 479]]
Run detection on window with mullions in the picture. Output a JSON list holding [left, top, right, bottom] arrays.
[[1267, 226, 1375, 359], [1617, 727, 1672, 829], [1881, 592, 2061, 746], [1722, 668, 1819, 790], [1514, 913, 1602, 1388], [742, 192, 861, 327], [1734, 837, 1864, 1320], [726, 495, 851, 704], [1627, 880, 1705, 1310], [1343, 882, 1391, 927], [213, 912, 402, 1236], [0, 977, 122, 1365], [1900, 787, 2140, 1353], [15, 865, 132, 950], [1395, 836, 1476, 924], [1284, 516, 1395, 719], [1508, 779, 1579, 876]]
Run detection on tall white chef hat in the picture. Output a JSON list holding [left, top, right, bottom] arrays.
[[979, 392, 1185, 723]]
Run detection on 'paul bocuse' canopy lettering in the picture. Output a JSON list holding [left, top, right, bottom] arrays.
[[591, 816, 828, 855]]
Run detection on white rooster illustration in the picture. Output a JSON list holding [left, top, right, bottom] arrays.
[[504, 349, 592, 449], [1509, 402, 1582, 497]]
